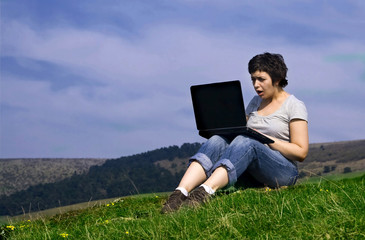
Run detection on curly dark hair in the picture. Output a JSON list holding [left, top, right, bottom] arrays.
[[248, 52, 288, 88]]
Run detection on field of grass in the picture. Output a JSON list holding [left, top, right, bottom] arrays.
[[297, 170, 365, 184], [1, 174, 364, 239]]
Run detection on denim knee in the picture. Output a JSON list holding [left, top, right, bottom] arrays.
[[220, 135, 260, 185], [229, 135, 257, 149], [189, 135, 229, 173]]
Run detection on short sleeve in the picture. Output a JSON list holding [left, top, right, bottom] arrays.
[[288, 97, 308, 122]]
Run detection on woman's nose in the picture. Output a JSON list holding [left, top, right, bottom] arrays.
[[253, 80, 259, 88]]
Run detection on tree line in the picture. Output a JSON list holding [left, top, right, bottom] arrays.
[[0, 143, 202, 216]]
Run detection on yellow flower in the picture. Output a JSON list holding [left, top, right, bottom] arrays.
[[6, 225, 15, 231], [60, 233, 69, 238], [104, 220, 109, 224], [126, 231, 129, 234], [106, 204, 110, 207]]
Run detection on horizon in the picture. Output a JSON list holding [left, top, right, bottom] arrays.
[[1, 138, 364, 159]]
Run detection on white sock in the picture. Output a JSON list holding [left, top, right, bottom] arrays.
[[175, 187, 188, 197], [200, 184, 215, 195]]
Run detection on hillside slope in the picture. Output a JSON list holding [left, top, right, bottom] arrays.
[[0, 140, 364, 217], [0, 143, 202, 216], [153, 140, 365, 178], [0, 158, 106, 196], [2, 174, 364, 239], [298, 139, 365, 177]]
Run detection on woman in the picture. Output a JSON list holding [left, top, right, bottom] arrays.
[[161, 52, 308, 213]]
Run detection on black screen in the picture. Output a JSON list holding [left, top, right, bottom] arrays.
[[190, 80, 247, 130]]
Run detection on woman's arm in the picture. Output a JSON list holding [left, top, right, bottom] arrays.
[[266, 119, 309, 162]]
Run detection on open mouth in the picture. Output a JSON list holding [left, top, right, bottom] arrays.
[[256, 90, 263, 95]]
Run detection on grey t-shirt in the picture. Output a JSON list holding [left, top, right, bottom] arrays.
[[246, 95, 308, 142]]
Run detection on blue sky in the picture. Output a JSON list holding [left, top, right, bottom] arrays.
[[1, 0, 365, 158]]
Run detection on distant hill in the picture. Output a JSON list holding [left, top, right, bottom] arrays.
[[298, 139, 365, 177], [0, 140, 364, 216], [153, 139, 365, 180], [0, 143, 202, 216], [0, 158, 107, 196]]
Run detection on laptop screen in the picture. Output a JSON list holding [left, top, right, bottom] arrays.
[[190, 80, 247, 130]]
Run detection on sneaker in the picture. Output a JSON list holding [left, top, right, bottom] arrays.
[[186, 186, 211, 208], [161, 190, 187, 214]]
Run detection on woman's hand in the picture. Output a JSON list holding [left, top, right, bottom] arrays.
[[256, 120, 309, 162]]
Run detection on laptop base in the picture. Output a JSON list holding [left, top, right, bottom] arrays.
[[199, 127, 274, 144]]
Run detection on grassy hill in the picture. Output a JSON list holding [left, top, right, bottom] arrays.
[[0, 158, 106, 196], [1, 140, 364, 197], [1, 174, 364, 239], [0, 140, 364, 217], [298, 139, 365, 178], [0, 143, 202, 216]]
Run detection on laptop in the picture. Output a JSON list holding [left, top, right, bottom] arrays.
[[190, 80, 274, 144]]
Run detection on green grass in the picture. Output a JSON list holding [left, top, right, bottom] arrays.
[[297, 170, 365, 184], [0, 192, 170, 226], [1, 174, 365, 239]]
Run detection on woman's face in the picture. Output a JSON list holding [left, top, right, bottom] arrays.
[[250, 71, 279, 99]]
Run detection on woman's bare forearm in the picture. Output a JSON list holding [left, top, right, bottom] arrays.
[[268, 137, 308, 162], [262, 120, 309, 162]]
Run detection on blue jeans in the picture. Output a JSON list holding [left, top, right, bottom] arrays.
[[190, 135, 298, 188]]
